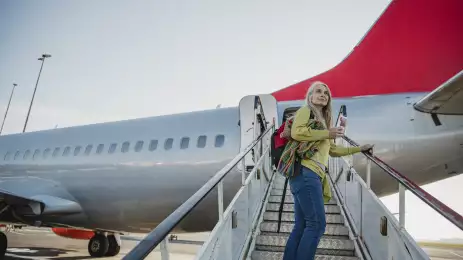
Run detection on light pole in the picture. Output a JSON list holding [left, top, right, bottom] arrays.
[[22, 53, 52, 133], [0, 83, 18, 135]]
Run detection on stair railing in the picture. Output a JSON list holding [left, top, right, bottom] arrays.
[[329, 104, 463, 259], [336, 104, 463, 231]]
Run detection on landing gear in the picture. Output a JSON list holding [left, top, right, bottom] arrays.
[[87, 233, 121, 257], [106, 234, 121, 257], [88, 234, 109, 257], [0, 232, 7, 258]]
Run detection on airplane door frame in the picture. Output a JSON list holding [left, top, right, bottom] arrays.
[[238, 94, 277, 171]]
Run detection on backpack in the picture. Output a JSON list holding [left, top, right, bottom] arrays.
[[270, 119, 292, 168]]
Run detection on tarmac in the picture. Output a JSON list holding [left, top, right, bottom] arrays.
[[4, 227, 204, 259], [3, 227, 463, 259]]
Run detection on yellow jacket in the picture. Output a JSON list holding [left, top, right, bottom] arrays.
[[291, 106, 361, 202]]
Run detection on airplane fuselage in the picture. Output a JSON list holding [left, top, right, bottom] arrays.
[[0, 92, 462, 234]]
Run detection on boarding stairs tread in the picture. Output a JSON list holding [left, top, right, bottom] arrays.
[[263, 212, 344, 223], [266, 203, 341, 213], [260, 222, 349, 236], [251, 250, 359, 260], [248, 184, 359, 259], [254, 246, 357, 257]]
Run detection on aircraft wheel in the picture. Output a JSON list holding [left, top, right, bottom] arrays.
[[0, 232, 7, 258], [88, 234, 109, 257], [105, 234, 121, 257]]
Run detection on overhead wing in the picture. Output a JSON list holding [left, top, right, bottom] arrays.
[[414, 70, 463, 115], [0, 177, 82, 216]]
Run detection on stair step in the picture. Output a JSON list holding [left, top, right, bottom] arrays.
[[260, 222, 349, 236], [268, 195, 337, 205], [264, 212, 344, 224], [256, 234, 355, 255], [251, 251, 359, 260], [266, 203, 341, 213], [246, 177, 359, 259]]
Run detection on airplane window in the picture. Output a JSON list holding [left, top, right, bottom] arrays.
[[63, 147, 71, 156], [109, 143, 117, 154], [135, 141, 144, 152], [96, 144, 104, 154], [197, 135, 207, 148], [14, 151, 21, 160], [43, 148, 51, 159], [164, 138, 173, 150], [122, 142, 130, 153], [215, 135, 225, 148], [4, 152, 11, 161], [74, 146, 82, 156], [33, 149, 41, 160], [52, 147, 61, 157], [84, 145, 93, 155], [149, 140, 158, 151], [180, 137, 189, 149], [24, 150, 31, 160]]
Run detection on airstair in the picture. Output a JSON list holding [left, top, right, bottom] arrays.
[[123, 95, 463, 260], [250, 174, 359, 260]]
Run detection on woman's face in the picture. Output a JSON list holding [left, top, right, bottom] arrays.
[[310, 84, 330, 107]]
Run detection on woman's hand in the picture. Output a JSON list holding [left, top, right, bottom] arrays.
[[328, 127, 345, 138], [360, 144, 374, 152]]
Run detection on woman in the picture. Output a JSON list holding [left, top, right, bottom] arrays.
[[282, 81, 373, 260]]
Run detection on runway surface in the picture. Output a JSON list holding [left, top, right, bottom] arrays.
[[3, 227, 463, 259]]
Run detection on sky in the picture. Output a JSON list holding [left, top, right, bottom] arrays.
[[0, 0, 461, 241]]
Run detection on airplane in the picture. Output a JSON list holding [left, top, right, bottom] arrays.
[[0, 0, 462, 258]]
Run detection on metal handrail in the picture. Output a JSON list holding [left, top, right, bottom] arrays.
[[122, 123, 275, 260], [337, 105, 463, 231]]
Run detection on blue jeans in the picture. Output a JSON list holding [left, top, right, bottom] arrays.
[[282, 166, 326, 260]]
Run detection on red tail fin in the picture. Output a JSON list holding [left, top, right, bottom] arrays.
[[272, 0, 463, 101]]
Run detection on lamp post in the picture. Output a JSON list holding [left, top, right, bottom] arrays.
[[22, 53, 52, 133], [0, 83, 18, 135]]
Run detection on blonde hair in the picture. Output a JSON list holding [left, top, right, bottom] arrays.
[[305, 81, 332, 129]]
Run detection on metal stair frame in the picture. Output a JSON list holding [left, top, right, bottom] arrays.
[[243, 170, 279, 260], [329, 155, 431, 260], [326, 167, 370, 260]]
